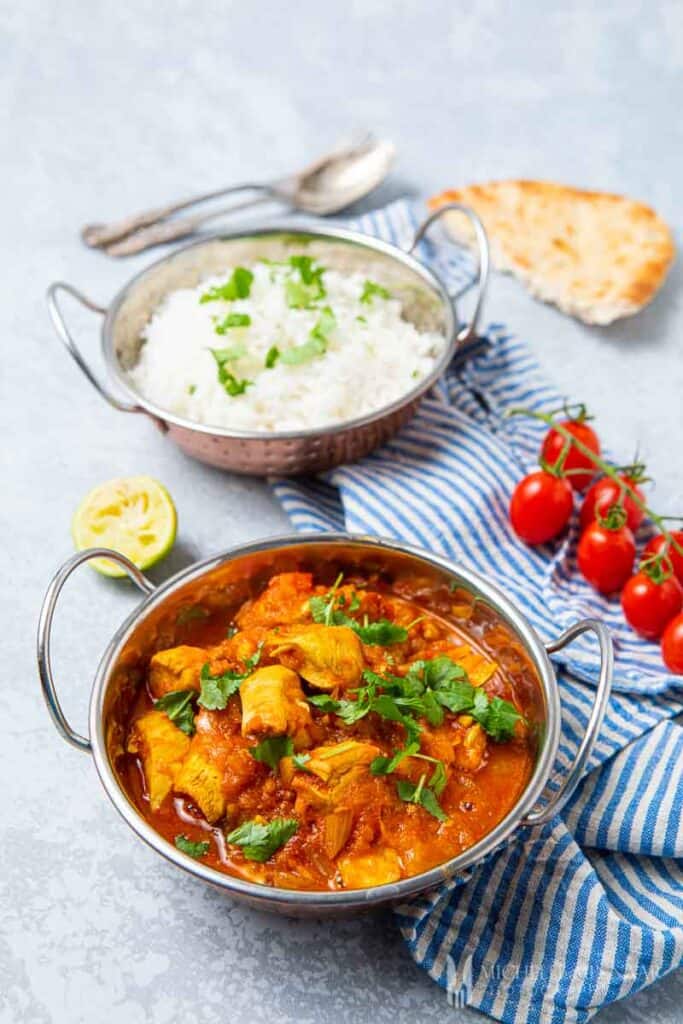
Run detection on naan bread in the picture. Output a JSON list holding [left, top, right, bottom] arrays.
[[429, 181, 675, 325]]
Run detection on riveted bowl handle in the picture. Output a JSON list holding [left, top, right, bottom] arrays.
[[46, 282, 145, 415], [37, 548, 155, 752], [522, 619, 613, 826], [406, 203, 489, 345]]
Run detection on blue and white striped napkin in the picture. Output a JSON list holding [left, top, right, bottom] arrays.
[[271, 200, 683, 1023]]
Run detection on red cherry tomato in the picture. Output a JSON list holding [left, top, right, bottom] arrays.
[[661, 612, 683, 674], [509, 471, 574, 545], [643, 531, 683, 585], [541, 419, 601, 492], [577, 518, 636, 594], [580, 476, 645, 534], [621, 572, 683, 639]]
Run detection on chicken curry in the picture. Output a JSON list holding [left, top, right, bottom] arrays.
[[123, 570, 537, 890]]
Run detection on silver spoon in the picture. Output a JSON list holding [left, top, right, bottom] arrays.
[[82, 135, 395, 257]]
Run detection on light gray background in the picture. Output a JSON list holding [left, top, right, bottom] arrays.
[[2, 1, 682, 1022]]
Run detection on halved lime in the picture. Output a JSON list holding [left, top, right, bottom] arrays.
[[72, 476, 177, 577]]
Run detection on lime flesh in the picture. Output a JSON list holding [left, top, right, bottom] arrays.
[[71, 476, 177, 577]]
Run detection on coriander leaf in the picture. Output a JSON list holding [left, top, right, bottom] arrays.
[[154, 689, 197, 736], [471, 695, 524, 742], [187, 384, 196, 395], [174, 834, 210, 859], [307, 693, 340, 714], [422, 657, 468, 690], [360, 279, 391, 304], [214, 312, 251, 334], [264, 345, 280, 368], [428, 759, 448, 797], [226, 818, 298, 862], [396, 776, 447, 822], [433, 680, 477, 714], [200, 267, 253, 303], [279, 336, 326, 365], [419, 689, 445, 727], [284, 255, 326, 308], [198, 647, 261, 711], [419, 786, 448, 822], [370, 741, 420, 776], [348, 591, 361, 612], [210, 342, 246, 362], [250, 735, 294, 771], [353, 619, 408, 645], [292, 753, 311, 772], [209, 348, 252, 397]]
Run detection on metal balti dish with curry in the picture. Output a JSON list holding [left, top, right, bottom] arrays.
[[122, 567, 537, 891]]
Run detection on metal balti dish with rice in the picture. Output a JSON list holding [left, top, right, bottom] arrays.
[[46, 207, 489, 475]]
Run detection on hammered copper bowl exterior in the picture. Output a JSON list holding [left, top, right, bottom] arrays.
[[102, 227, 457, 476], [164, 397, 421, 474]]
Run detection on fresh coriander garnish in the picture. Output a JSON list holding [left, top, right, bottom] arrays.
[[199, 267, 254, 303], [280, 306, 337, 366], [396, 775, 447, 822], [209, 348, 252, 397], [174, 834, 210, 858], [226, 818, 298, 862], [308, 575, 408, 645], [198, 646, 262, 710], [187, 384, 196, 395], [250, 735, 294, 771], [360, 279, 391, 304], [264, 345, 280, 368], [154, 689, 197, 736], [284, 255, 326, 309], [214, 312, 251, 334]]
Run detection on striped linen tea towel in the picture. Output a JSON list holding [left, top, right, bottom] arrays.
[[271, 200, 683, 1023]]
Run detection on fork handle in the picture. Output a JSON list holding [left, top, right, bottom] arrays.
[[103, 192, 275, 257], [81, 182, 266, 249]]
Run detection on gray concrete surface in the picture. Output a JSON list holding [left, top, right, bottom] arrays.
[[2, 1, 682, 1021]]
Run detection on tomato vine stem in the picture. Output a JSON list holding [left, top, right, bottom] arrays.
[[507, 406, 683, 559]]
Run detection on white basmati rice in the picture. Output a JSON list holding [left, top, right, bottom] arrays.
[[128, 258, 446, 432]]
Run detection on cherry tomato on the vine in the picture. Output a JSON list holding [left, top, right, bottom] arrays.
[[621, 571, 683, 639], [509, 471, 574, 545], [642, 531, 683, 586], [580, 476, 645, 534], [541, 419, 601, 492], [577, 512, 635, 594], [661, 612, 683, 674]]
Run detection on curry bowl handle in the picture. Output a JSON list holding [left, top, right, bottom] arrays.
[[46, 282, 144, 415], [405, 202, 490, 346], [522, 619, 613, 826], [37, 548, 155, 752]]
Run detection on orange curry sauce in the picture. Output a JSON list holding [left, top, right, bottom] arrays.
[[122, 571, 538, 890]]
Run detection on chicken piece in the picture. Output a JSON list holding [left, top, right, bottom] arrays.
[[174, 709, 259, 823], [236, 573, 314, 630], [322, 808, 354, 859], [267, 624, 364, 691], [174, 749, 225, 823], [447, 644, 497, 687], [306, 740, 380, 784], [148, 645, 208, 698], [239, 665, 312, 746], [453, 721, 487, 771], [338, 849, 401, 888], [127, 711, 190, 811]]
